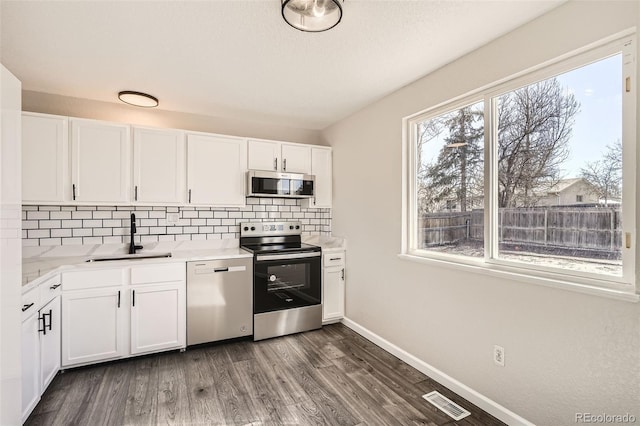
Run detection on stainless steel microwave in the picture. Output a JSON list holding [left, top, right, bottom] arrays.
[[246, 170, 315, 199]]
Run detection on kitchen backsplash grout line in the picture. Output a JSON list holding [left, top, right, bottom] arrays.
[[22, 199, 331, 246]]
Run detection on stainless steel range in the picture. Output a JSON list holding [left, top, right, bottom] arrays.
[[240, 221, 322, 341]]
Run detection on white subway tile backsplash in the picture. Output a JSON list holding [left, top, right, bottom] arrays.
[[182, 210, 198, 219], [40, 238, 62, 246], [28, 229, 50, 238], [72, 228, 92, 237], [22, 200, 331, 246], [92, 211, 113, 219], [27, 211, 49, 220], [72, 211, 92, 219], [51, 229, 72, 238], [50, 211, 72, 220], [62, 238, 83, 245]]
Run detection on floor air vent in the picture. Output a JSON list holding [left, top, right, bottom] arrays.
[[422, 391, 471, 421]]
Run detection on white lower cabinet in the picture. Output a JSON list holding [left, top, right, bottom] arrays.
[[61, 287, 125, 367], [130, 282, 186, 355], [61, 262, 186, 368], [21, 299, 40, 423], [39, 296, 61, 392], [322, 251, 345, 323], [21, 275, 63, 423]]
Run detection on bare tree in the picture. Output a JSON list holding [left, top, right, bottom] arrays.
[[497, 79, 579, 207], [580, 140, 622, 206]]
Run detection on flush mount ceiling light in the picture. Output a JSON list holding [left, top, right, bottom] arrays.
[[118, 91, 159, 108], [281, 0, 343, 32]]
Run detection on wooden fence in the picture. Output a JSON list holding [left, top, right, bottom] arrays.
[[420, 206, 622, 253]]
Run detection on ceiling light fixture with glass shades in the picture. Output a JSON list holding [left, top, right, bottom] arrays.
[[281, 0, 343, 32]]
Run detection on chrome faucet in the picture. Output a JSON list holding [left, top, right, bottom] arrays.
[[129, 213, 144, 255]]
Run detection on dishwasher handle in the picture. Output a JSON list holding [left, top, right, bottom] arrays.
[[193, 265, 247, 275]]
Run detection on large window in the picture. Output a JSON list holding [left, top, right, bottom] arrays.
[[405, 35, 636, 292]]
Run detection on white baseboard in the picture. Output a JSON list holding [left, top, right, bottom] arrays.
[[340, 317, 534, 426]]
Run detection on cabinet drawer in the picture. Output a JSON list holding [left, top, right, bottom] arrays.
[[39, 275, 62, 305], [22, 287, 39, 321], [323, 252, 345, 267], [62, 268, 124, 291], [131, 263, 185, 285]]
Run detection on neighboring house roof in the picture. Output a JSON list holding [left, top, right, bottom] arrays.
[[544, 178, 592, 194]]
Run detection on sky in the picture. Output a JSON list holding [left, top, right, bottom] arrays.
[[555, 54, 622, 178], [420, 53, 623, 179]]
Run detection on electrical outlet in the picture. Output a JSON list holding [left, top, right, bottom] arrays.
[[166, 213, 179, 224], [493, 345, 505, 367]]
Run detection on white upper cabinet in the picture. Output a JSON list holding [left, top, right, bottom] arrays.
[[133, 127, 186, 204], [187, 133, 247, 206], [22, 113, 68, 203], [308, 147, 332, 208], [280, 143, 311, 174], [247, 139, 280, 172], [70, 119, 131, 203], [248, 139, 311, 174]]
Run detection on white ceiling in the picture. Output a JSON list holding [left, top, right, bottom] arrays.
[[1, 0, 565, 130]]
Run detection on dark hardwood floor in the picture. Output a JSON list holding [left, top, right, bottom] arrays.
[[26, 324, 506, 426]]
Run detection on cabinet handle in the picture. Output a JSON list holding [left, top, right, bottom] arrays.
[[188, 189, 192, 203], [50, 283, 61, 290], [132, 290, 136, 307], [38, 315, 47, 335], [330, 257, 341, 261], [135, 185, 138, 201], [274, 158, 278, 171], [42, 309, 53, 335], [117, 290, 121, 308], [72, 184, 76, 200], [283, 158, 287, 171], [313, 197, 316, 206], [22, 303, 34, 312], [341, 269, 345, 280]]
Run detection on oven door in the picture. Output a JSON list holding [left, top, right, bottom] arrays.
[[253, 251, 321, 314]]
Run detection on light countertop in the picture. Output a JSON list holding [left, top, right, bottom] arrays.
[[23, 235, 347, 293], [302, 235, 346, 253], [22, 239, 252, 293]]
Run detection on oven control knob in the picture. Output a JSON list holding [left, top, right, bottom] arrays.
[[289, 225, 294, 230], [251, 226, 256, 231], [243, 226, 249, 231], [296, 225, 300, 229], [269, 274, 277, 282]]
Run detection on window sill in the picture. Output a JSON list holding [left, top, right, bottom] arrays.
[[397, 253, 640, 303]]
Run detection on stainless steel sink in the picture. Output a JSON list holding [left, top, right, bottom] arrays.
[[86, 252, 173, 262]]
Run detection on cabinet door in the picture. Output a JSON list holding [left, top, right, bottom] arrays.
[[40, 296, 61, 392], [130, 283, 186, 355], [133, 127, 186, 203], [247, 139, 280, 171], [22, 113, 68, 203], [309, 147, 332, 208], [187, 133, 246, 206], [21, 313, 40, 423], [281, 143, 311, 174], [322, 267, 345, 322], [70, 119, 130, 203], [61, 288, 125, 367]]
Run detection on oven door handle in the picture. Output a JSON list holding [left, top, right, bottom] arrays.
[[256, 252, 321, 261]]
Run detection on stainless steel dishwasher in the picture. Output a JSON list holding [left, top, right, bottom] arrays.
[[186, 258, 253, 345]]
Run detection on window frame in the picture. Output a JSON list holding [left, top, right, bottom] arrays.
[[402, 32, 637, 296]]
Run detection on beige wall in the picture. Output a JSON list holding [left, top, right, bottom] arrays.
[[22, 90, 324, 145], [323, 1, 640, 425]]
